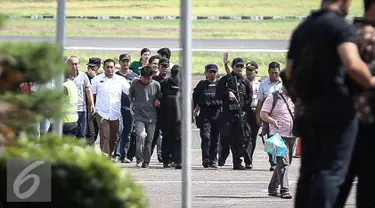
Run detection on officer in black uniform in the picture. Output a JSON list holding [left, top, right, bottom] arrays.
[[192, 64, 222, 168], [216, 57, 253, 170], [160, 64, 182, 169]]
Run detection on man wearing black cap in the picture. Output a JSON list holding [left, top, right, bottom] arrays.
[[151, 57, 171, 163], [245, 61, 261, 169], [86, 57, 102, 83], [113, 53, 139, 163], [160, 64, 182, 169], [86, 57, 101, 145], [216, 57, 253, 170], [192, 64, 222, 168]]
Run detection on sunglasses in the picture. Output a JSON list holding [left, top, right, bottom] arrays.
[[160, 64, 169, 68], [207, 70, 217, 73], [235, 64, 244, 68]]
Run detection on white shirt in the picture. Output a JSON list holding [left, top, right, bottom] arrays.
[[91, 74, 130, 121], [250, 78, 260, 108], [257, 77, 283, 101]]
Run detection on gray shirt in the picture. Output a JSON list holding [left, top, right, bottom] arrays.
[[129, 79, 161, 123], [71, 71, 91, 112]]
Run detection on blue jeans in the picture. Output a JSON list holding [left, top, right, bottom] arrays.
[[115, 110, 133, 160], [40, 119, 51, 136], [76, 111, 87, 139]]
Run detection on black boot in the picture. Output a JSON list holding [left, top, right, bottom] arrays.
[[202, 158, 210, 168], [233, 164, 245, 170]]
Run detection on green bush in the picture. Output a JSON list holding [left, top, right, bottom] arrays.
[[0, 134, 148, 208]]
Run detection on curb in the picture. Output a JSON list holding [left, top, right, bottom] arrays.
[[8, 15, 308, 21]]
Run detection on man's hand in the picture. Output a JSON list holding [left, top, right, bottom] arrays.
[[89, 105, 95, 115], [153, 99, 160, 107], [271, 119, 279, 128], [228, 91, 238, 103], [223, 52, 229, 64]]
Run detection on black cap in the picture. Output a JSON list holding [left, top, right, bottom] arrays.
[[119, 53, 131, 61], [205, 64, 218, 72], [232, 58, 244, 67], [246, 61, 258, 71], [87, 57, 101, 67]]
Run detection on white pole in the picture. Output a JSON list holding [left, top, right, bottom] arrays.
[[53, 0, 66, 136], [180, 0, 192, 207]]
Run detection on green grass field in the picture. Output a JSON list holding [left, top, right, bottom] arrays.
[[1, 0, 363, 17], [66, 50, 286, 76], [0, 18, 298, 39]]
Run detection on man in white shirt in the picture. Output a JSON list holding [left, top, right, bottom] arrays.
[[91, 59, 130, 157], [256, 62, 283, 171]]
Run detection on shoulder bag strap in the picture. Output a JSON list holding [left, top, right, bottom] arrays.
[[279, 93, 295, 120]]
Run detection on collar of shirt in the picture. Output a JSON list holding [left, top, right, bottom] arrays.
[[250, 78, 260, 85], [267, 78, 281, 85]]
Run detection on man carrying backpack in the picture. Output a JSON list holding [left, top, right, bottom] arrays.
[[260, 71, 296, 199]]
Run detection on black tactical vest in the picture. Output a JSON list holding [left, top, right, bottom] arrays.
[[164, 81, 179, 109], [198, 81, 222, 107]]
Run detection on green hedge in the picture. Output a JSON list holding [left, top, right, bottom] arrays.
[[0, 134, 148, 208]]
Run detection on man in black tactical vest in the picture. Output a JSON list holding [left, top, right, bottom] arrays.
[[160, 65, 182, 169], [192, 64, 222, 168], [215, 58, 253, 170]]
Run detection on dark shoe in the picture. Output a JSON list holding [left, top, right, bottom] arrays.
[[245, 164, 253, 170], [218, 159, 226, 167], [163, 163, 170, 168], [280, 192, 292, 199], [202, 158, 210, 168], [210, 161, 218, 168], [157, 154, 163, 163], [233, 164, 245, 170], [268, 192, 280, 197], [270, 165, 276, 171], [175, 163, 182, 169], [141, 163, 150, 168]]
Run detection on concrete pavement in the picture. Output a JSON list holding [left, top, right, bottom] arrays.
[[0, 36, 289, 51], [100, 129, 357, 208]]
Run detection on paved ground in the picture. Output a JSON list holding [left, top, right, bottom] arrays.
[[97, 129, 357, 208], [0, 36, 289, 50]]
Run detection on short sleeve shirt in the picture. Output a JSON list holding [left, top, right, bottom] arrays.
[[257, 77, 282, 101], [71, 71, 91, 112], [261, 90, 295, 137], [287, 8, 358, 121]]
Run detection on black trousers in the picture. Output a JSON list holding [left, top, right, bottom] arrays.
[[87, 116, 99, 145], [295, 115, 358, 208], [199, 117, 219, 162], [219, 120, 244, 165], [242, 122, 252, 166], [247, 109, 260, 164], [162, 121, 181, 164], [334, 122, 375, 208]]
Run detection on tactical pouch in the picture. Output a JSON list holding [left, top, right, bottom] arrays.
[[196, 115, 203, 128]]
